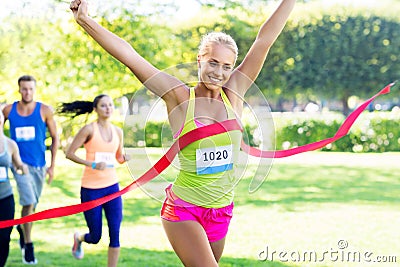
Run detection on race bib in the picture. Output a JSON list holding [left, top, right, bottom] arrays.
[[15, 126, 35, 142], [0, 167, 8, 182], [196, 145, 233, 175], [95, 152, 115, 168]]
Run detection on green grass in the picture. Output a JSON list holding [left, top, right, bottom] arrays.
[[5, 150, 400, 267]]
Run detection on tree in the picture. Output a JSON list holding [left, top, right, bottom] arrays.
[[282, 13, 400, 114], [2, 0, 399, 115], [241, 3, 400, 114]]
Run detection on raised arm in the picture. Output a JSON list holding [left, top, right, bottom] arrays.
[[70, 0, 185, 102], [228, 0, 296, 96]]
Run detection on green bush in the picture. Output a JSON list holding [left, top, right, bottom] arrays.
[[274, 111, 400, 152], [123, 121, 172, 148]]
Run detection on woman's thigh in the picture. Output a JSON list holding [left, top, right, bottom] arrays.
[[161, 219, 219, 267]]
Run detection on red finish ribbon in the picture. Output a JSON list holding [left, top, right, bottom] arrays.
[[241, 83, 393, 158], [0, 83, 393, 228]]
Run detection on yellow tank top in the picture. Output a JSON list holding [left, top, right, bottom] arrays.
[[172, 88, 243, 208], [82, 122, 119, 189]]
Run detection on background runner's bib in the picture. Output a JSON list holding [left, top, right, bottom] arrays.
[[95, 152, 115, 167], [0, 167, 8, 182], [15, 126, 36, 142]]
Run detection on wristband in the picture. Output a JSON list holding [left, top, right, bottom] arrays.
[[91, 162, 97, 169]]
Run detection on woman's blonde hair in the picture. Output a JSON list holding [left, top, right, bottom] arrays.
[[198, 32, 238, 64]]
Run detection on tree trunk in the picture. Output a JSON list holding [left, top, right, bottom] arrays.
[[341, 96, 350, 116]]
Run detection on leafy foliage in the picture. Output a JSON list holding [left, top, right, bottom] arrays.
[[274, 111, 400, 152], [1, 1, 399, 112]]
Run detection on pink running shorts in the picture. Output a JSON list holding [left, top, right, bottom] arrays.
[[161, 185, 234, 242]]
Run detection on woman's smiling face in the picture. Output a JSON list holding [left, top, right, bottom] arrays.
[[198, 43, 236, 91]]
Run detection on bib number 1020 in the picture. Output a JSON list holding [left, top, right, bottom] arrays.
[[195, 145, 234, 174], [202, 149, 229, 162]]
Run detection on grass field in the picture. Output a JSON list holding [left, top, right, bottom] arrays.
[[5, 150, 400, 267]]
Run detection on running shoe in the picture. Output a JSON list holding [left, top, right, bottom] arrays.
[[22, 242, 37, 265], [72, 232, 84, 259]]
